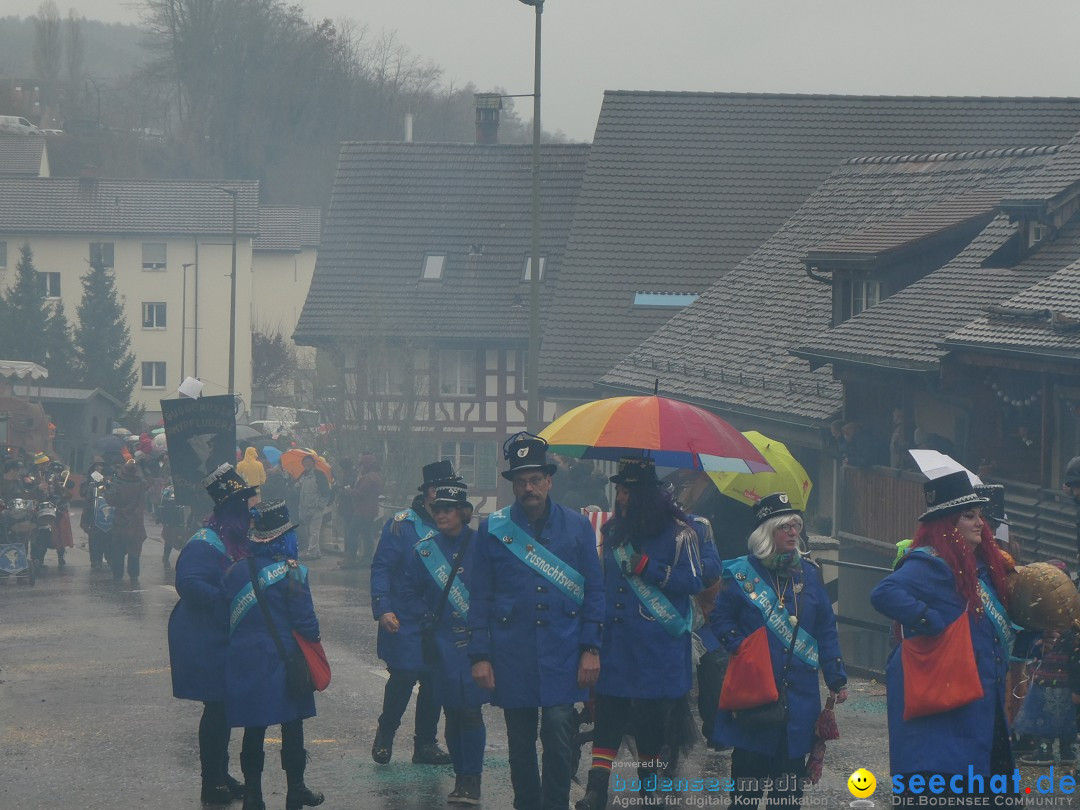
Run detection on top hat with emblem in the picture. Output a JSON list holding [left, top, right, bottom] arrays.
[[118, 458, 142, 479], [609, 456, 661, 487], [418, 459, 465, 492], [250, 499, 297, 542], [501, 432, 558, 481], [973, 484, 1008, 526], [432, 484, 473, 510], [918, 470, 989, 522], [753, 492, 801, 528], [201, 462, 257, 508]]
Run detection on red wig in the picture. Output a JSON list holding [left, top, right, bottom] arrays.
[[912, 514, 1012, 613]]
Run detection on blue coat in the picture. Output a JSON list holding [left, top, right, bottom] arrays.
[[596, 519, 703, 698], [690, 515, 723, 656], [870, 552, 1010, 776], [370, 509, 434, 671], [401, 526, 489, 709], [168, 529, 232, 702], [468, 500, 605, 709], [224, 554, 321, 728], [709, 555, 846, 758]]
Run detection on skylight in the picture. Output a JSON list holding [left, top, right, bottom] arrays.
[[633, 292, 699, 308]]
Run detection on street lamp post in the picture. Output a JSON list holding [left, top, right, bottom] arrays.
[[519, 0, 543, 433], [181, 262, 194, 383], [220, 187, 239, 395]]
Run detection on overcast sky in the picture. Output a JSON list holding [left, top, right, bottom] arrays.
[[7, 0, 1080, 141]]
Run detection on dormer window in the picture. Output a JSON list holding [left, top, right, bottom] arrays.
[[851, 280, 881, 317], [421, 253, 445, 280], [1028, 221, 1049, 248]]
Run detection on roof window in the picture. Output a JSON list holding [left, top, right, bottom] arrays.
[[632, 292, 698, 308], [421, 253, 445, 280]]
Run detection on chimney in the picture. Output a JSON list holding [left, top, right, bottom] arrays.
[[475, 93, 502, 145], [79, 164, 99, 193]]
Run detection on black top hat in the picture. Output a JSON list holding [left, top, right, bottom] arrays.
[[418, 459, 464, 492], [753, 492, 801, 528], [433, 484, 473, 510], [201, 462, 257, 508], [973, 484, 1009, 526], [919, 470, 989, 522], [501, 432, 558, 481], [609, 456, 660, 487], [250, 499, 297, 542]]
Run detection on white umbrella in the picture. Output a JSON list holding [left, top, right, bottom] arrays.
[[111, 427, 132, 436], [908, 449, 982, 485]]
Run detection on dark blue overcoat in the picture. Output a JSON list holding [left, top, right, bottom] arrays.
[[402, 526, 489, 709], [468, 500, 604, 709], [168, 528, 231, 702], [870, 551, 1011, 776], [371, 509, 433, 671], [596, 520, 703, 698], [224, 554, 320, 728], [709, 555, 846, 758]]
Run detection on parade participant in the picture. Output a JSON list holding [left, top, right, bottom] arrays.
[[403, 484, 488, 804], [224, 500, 324, 810], [871, 472, 1016, 807], [32, 459, 74, 570], [79, 459, 111, 570], [369, 460, 458, 766], [105, 459, 151, 585], [469, 433, 604, 810], [710, 493, 847, 809], [295, 453, 329, 560], [237, 446, 267, 490], [577, 457, 704, 810], [168, 463, 256, 804], [338, 453, 382, 570]]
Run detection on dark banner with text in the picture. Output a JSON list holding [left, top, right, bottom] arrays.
[[160, 395, 237, 516]]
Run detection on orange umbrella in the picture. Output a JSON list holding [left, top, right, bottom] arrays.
[[280, 448, 334, 484]]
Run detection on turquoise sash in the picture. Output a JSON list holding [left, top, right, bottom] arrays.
[[187, 527, 226, 556], [229, 560, 304, 634], [488, 507, 585, 605], [611, 544, 692, 638], [724, 557, 820, 668], [416, 537, 470, 621], [393, 508, 436, 543]]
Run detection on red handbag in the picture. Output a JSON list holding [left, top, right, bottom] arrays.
[[901, 613, 983, 720], [292, 631, 331, 692], [718, 627, 779, 711]]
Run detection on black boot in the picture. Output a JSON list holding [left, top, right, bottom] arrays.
[[283, 748, 325, 810], [371, 725, 394, 764], [447, 774, 464, 804], [240, 749, 265, 810], [412, 739, 451, 765], [456, 774, 481, 806], [575, 767, 609, 810], [639, 767, 663, 807]]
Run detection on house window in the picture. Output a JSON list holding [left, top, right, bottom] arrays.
[[522, 256, 547, 281], [90, 242, 114, 269], [0, 241, 7, 270], [142, 242, 167, 270], [632, 292, 699, 308], [141, 361, 167, 388], [851, 280, 881, 317], [37, 271, 61, 298], [371, 364, 406, 395], [438, 349, 477, 396], [421, 254, 445, 280], [142, 302, 167, 329], [439, 441, 497, 489]]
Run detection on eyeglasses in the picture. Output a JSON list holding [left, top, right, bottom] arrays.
[[513, 474, 548, 489], [776, 521, 803, 534]]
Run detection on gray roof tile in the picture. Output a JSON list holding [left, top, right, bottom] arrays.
[[0, 135, 45, 176], [254, 206, 321, 252]]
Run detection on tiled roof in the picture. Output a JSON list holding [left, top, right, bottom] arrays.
[[541, 92, 1080, 394], [1001, 130, 1080, 210], [601, 146, 1060, 425], [0, 135, 45, 176], [254, 206, 322, 252], [0, 177, 259, 235], [294, 142, 589, 345]]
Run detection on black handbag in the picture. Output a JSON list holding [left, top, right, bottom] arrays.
[[248, 557, 314, 699], [730, 614, 800, 729], [421, 535, 472, 668]]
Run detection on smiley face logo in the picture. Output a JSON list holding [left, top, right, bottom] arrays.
[[848, 769, 876, 798]]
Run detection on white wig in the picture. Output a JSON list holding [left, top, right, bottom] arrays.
[[747, 513, 804, 559]]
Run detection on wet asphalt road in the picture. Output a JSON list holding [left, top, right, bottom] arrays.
[[2, 513, 1057, 809]]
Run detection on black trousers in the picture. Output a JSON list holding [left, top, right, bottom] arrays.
[[377, 668, 441, 744], [731, 745, 806, 810], [198, 701, 232, 784], [592, 694, 676, 766]]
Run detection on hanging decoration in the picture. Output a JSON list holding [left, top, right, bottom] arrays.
[[985, 376, 1040, 408]]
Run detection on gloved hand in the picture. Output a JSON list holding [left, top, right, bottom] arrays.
[[622, 552, 649, 576]]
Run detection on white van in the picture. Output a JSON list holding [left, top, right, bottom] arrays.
[[0, 116, 42, 136]]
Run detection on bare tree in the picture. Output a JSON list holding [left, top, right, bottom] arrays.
[[64, 10, 85, 84], [33, 1, 63, 81]]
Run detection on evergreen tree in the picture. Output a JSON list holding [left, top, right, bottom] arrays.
[[0, 244, 49, 365], [43, 299, 79, 386], [74, 258, 136, 406]]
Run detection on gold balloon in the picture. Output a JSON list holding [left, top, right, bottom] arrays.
[[1008, 562, 1080, 632]]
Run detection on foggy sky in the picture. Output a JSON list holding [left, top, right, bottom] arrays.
[[7, 0, 1080, 142]]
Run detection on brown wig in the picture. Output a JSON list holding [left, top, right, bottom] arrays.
[[912, 514, 1013, 613]]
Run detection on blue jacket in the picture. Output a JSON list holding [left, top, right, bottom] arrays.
[[168, 529, 231, 702], [402, 526, 489, 709], [710, 555, 846, 758], [690, 515, 723, 656], [224, 554, 321, 728], [870, 551, 1011, 776], [468, 499, 605, 708], [596, 519, 703, 699], [370, 508, 435, 671]]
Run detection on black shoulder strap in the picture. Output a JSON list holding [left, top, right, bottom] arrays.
[[431, 532, 472, 625], [247, 556, 291, 667]]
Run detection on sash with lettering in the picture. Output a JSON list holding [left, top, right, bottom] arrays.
[[611, 543, 692, 638], [488, 507, 585, 605], [229, 560, 306, 634], [724, 557, 819, 669], [394, 508, 436, 543], [416, 537, 470, 621]]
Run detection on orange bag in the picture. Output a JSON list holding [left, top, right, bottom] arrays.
[[901, 613, 983, 720], [718, 627, 779, 711], [292, 631, 331, 692]]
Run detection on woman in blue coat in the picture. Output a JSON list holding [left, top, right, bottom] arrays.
[[402, 484, 489, 805], [167, 462, 255, 804], [224, 501, 324, 810], [871, 471, 1016, 806], [577, 457, 704, 810], [709, 493, 847, 810]]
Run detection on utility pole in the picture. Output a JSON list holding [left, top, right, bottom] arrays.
[[520, 0, 543, 433], [221, 187, 239, 394]]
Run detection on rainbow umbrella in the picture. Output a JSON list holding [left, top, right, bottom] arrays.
[[707, 431, 812, 510], [539, 396, 771, 474]]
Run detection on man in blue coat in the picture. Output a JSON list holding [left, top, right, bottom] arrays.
[[369, 460, 459, 766], [469, 433, 605, 810]]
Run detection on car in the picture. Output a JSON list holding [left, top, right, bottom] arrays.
[[0, 115, 42, 136]]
